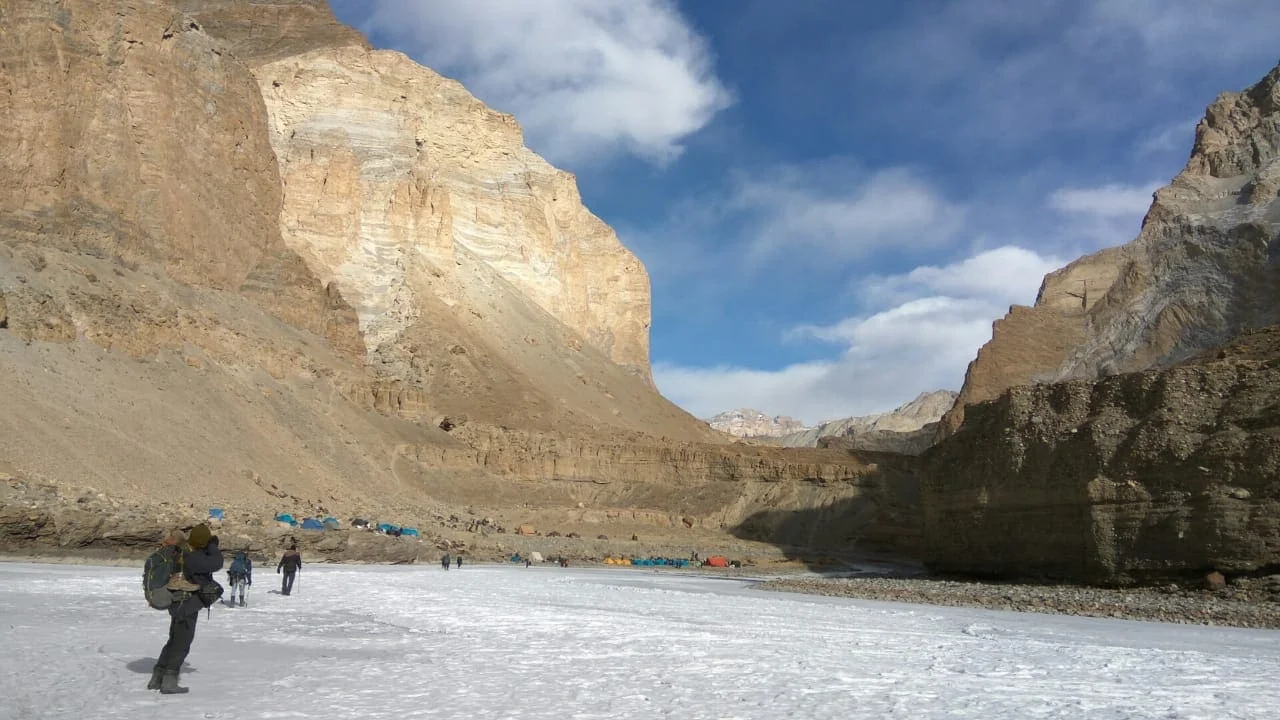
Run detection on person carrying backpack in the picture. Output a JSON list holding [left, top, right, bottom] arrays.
[[277, 545, 302, 595], [227, 551, 252, 607], [149, 524, 223, 694]]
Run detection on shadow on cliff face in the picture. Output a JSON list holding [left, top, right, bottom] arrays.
[[727, 452, 924, 572]]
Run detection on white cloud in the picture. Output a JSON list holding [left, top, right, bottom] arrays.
[[861, 246, 1066, 309], [857, 0, 1280, 146], [657, 246, 1065, 424], [1080, 1, 1280, 67], [740, 168, 965, 264], [1136, 117, 1202, 157], [1047, 181, 1160, 248], [354, 0, 732, 165], [1048, 184, 1157, 219]]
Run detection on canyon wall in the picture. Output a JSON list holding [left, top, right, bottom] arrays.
[[0, 1, 900, 561], [924, 327, 1280, 584], [943, 62, 1280, 436]]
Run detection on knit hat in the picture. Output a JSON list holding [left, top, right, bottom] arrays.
[[188, 523, 213, 549]]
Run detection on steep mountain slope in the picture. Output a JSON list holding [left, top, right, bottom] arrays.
[[942, 62, 1280, 435], [0, 1, 894, 561], [779, 391, 957, 448]]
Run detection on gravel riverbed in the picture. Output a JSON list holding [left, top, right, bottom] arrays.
[[760, 575, 1280, 629]]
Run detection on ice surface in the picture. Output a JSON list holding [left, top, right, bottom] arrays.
[[1, 562, 1277, 719]]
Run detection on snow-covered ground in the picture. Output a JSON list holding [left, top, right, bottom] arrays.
[[1, 562, 1278, 719]]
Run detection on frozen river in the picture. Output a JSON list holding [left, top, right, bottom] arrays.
[[1, 562, 1277, 719]]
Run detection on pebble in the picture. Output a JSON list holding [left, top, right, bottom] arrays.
[[760, 576, 1280, 629]]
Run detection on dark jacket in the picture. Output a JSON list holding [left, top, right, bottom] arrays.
[[170, 539, 224, 618], [278, 550, 302, 573], [229, 552, 253, 585]]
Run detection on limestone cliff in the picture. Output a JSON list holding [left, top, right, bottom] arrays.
[[923, 326, 1280, 584], [943, 61, 1280, 435], [0, 1, 899, 562]]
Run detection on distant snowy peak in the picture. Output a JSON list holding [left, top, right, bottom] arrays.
[[705, 409, 808, 438], [706, 390, 959, 446]]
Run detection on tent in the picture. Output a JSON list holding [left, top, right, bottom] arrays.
[[400, 527, 419, 537], [377, 523, 399, 534], [300, 517, 325, 530], [322, 516, 340, 528], [208, 508, 224, 521], [529, 551, 544, 563], [275, 513, 297, 526], [351, 518, 370, 529], [705, 556, 729, 568]]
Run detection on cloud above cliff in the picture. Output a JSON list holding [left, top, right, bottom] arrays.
[[649, 178, 1153, 424], [655, 245, 1066, 423], [343, 0, 731, 165], [331, 0, 1278, 424]]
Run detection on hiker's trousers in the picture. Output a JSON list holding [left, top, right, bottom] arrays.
[[157, 612, 198, 673], [281, 570, 296, 595]]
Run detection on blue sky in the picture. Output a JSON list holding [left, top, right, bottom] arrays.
[[329, 0, 1280, 424]]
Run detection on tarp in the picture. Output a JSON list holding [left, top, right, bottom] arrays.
[[529, 551, 544, 563], [705, 556, 729, 568], [400, 528, 419, 537], [300, 517, 325, 530], [208, 508, 224, 521]]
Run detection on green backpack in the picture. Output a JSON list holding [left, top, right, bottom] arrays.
[[143, 545, 180, 610]]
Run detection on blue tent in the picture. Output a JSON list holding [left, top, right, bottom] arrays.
[[208, 508, 224, 521], [275, 513, 297, 526], [377, 523, 399, 534], [300, 517, 325, 530], [322, 517, 340, 528], [400, 527, 420, 537]]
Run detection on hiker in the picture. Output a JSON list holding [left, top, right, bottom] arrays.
[[441, 553, 451, 570], [455, 554, 462, 569], [151, 524, 223, 694], [227, 550, 252, 607], [277, 545, 302, 595]]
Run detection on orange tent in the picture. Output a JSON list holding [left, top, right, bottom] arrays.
[[705, 555, 729, 568]]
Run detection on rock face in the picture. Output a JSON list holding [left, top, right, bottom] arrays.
[[253, 47, 654, 381], [707, 409, 807, 438], [0, 1, 903, 562], [780, 391, 957, 449], [943, 61, 1280, 435], [923, 326, 1280, 584]]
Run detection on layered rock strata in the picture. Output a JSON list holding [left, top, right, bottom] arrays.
[[0, 1, 901, 561], [923, 326, 1280, 584]]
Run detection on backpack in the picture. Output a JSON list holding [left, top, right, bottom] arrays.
[[143, 545, 180, 610], [229, 552, 250, 577]]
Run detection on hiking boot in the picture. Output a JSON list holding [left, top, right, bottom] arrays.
[[159, 671, 189, 695], [238, 597, 246, 607], [147, 668, 163, 690]]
